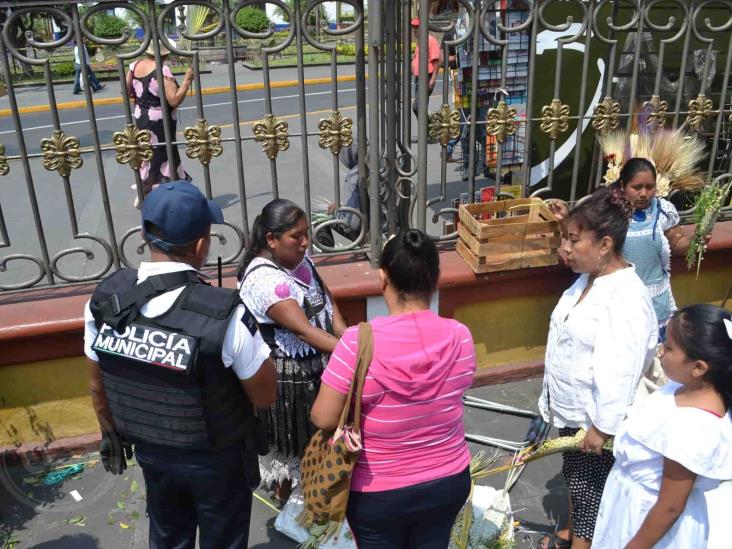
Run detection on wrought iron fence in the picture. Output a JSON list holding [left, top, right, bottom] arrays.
[[0, 0, 731, 293]]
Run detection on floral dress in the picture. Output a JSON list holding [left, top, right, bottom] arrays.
[[128, 61, 189, 194], [239, 256, 334, 485]]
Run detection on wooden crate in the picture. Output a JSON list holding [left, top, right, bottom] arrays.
[[456, 198, 561, 274]]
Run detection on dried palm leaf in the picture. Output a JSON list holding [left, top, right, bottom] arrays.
[[598, 131, 628, 186], [630, 132, 653, 161], [670, 173, 706, 194], [472, 430, 614, 479], [650, 130, 706, 196]]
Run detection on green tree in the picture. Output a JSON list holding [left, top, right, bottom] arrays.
[[235, 6, 271, 33], [93, 13, 127, 38]]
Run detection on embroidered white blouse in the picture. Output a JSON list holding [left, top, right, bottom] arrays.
[[538, 266, 658, 435], [238, 256, 333, 358]]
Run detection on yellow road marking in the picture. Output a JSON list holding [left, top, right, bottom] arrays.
[[0, 74, 358, 118]]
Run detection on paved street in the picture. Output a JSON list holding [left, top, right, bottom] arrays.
[[0, 64, 459, 290], [0, 378, 565, 548]]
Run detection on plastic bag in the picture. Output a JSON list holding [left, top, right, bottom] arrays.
[[274, 485, 357, 549], [450, 485, 514, 549]]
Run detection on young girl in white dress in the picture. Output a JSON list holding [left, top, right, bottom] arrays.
[[593, 304, 732, 548]]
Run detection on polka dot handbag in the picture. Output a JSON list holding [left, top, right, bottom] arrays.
[[297, 322, 373, 538]]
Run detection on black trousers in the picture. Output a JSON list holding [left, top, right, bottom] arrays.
[[346, 466, 471, 549], [136, 442, 253, 549]]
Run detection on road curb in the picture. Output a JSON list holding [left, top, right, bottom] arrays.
[[0, 74, 358, 118]]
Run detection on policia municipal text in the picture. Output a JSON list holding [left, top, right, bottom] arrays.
[[83, 181, 277, 548]]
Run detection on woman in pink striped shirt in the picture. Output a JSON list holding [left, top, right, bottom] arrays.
[[311, 229, 475, 548]]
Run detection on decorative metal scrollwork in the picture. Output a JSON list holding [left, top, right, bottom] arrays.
[[592, 97, 621, 136], [253, 114, 290, 160], [184, 119, 223, 166], [0, 144, 8, 176], [540, 99, 570, 140], [40, 130, 82, 177], [486, 101, 517, 144], [643, 95, 668, 132], [113, 125, 153, 170], [427, 105, 461, 147], [318, 111, 353, 155], [687, 94, 714, 132]]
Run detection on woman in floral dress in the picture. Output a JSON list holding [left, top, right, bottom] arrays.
[[126, 41, 193, 202]]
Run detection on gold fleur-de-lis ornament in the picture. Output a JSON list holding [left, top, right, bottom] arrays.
[[592, 97, 621, 136], [113, 125, 153, 170], [427, 105, 461, 147], [643, 95, 668, 133], [318, 111, 353, 155], [254, 114, 289, 160], [540, 99, 570, 140], [687, 94, 714, 133], [486, 101, 518, 143], [40, 130, 82, 177], [184, 119, 223, 166]]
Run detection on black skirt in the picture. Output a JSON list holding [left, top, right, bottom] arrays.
[[258, 349, 328, 484]]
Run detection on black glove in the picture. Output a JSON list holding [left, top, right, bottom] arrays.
[[100, 431, 133, 475]]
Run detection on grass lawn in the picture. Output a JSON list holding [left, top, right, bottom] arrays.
[[247, 52, 355, 68]]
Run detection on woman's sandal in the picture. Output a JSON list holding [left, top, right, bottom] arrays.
[[539, 532, 571, 549]]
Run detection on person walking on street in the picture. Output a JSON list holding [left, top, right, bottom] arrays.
[[127, 40, 194, 204], [410, 17, 442, 120], [73, 43, 105, 95], [84, 180, 276, 549]]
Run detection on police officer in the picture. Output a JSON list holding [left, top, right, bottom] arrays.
[[83, 181, 276, 548]]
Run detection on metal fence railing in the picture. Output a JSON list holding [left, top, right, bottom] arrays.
[[1, 0, 731, 292]]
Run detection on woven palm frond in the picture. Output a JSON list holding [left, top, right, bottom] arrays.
[[471, 430, 614, 480]]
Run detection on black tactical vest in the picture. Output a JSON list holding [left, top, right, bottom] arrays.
[[89, 268, 257, 452]]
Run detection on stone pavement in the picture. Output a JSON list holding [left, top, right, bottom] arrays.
[[0, 63, 357, 113], [0, 377, 565, 548]]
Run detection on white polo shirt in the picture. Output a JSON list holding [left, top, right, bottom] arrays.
[[83, 261, 271, 380]]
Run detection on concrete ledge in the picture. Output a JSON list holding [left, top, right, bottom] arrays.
[[0, 432, 101, 467], [1, 221, 731, 368], [0, 358, 545, 463]]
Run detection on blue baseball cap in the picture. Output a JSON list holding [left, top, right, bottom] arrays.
[[141, 181, 224, 252]]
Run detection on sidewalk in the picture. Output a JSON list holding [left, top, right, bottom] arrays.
[[0, 63, 357, 116], [0, 378, 559, 549]]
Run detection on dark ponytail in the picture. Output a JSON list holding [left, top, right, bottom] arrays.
[[237, 199, 306, 280], [669, 304, 732, 412], [568, 186, 632, 253], [379, 229, 440, 299]]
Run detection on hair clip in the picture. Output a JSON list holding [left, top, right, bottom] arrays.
[[724, 318, 732, 340]]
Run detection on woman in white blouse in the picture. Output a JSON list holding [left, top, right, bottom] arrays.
[[538, 187, 658, 549], [237, 199, 346, 505]]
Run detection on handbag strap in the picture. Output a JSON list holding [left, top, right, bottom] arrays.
[[337, 322, 374, 431]]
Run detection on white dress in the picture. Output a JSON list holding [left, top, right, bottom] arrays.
[[593, 381, 732, 548]]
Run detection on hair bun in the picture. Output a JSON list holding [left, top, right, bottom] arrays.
[[402, 229, 426, 251]]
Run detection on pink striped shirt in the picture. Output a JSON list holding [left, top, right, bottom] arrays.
[[321, 310, 475, 492]]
